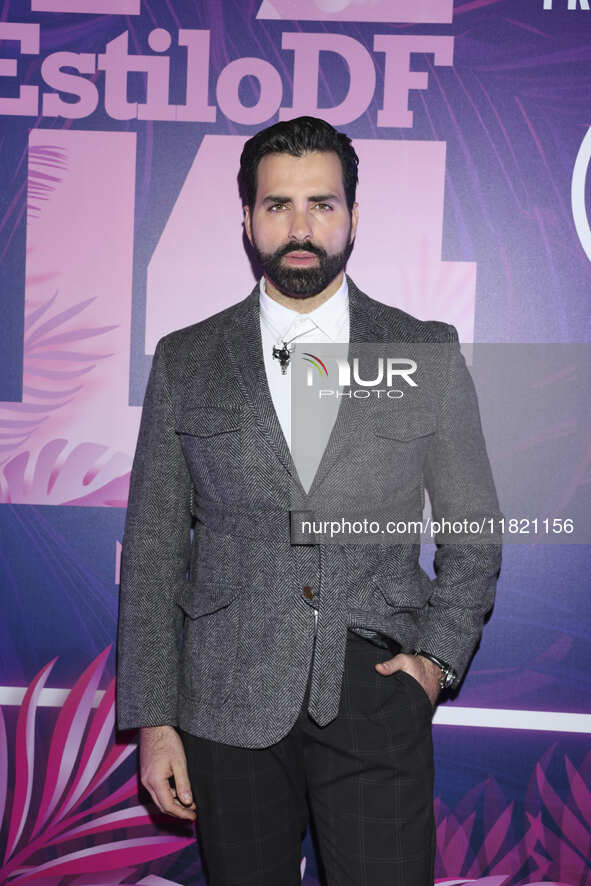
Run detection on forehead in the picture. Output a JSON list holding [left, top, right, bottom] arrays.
[[255, 150, 345, 200]]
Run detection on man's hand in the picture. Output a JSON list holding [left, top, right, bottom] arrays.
[[139, 725, 197, 821], [375, 652, 441, 707]]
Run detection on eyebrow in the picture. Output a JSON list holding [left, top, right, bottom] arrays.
[[262, 193, 340, 204]]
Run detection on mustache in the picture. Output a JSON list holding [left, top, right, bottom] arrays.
[[278, 241, 327, 258]]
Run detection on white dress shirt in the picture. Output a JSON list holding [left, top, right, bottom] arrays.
[[259, 275, 350, 461]]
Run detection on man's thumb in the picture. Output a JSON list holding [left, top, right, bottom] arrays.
[[171, 760, 194, 805]]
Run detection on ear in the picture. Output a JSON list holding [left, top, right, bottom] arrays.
[[349, 202, 359, 243], [243, 205, 253, 246]]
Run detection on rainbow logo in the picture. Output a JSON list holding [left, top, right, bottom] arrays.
[[301, 352, 329, 376]]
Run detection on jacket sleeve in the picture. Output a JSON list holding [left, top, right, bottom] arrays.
[[116, 336, 193, 730], [415, 326, 502, 685]]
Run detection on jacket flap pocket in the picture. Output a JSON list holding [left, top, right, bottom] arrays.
[[177, 582, 241, 618], [373, 411, 436, 441], [175, 406, 242, 437], [377, 585, 426, 611]]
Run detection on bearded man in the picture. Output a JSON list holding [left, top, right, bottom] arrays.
[[117, 115, 501, 886]]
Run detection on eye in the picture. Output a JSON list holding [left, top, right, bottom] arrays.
[[315, 203, 332, 211], [268, 203, 287, 212]]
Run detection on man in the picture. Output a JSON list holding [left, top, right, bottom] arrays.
[[116, 116, 501, 886]]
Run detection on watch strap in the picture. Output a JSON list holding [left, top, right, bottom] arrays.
[[413, 649, 457, 690]]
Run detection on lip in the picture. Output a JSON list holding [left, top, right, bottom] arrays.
[[283, 252, 318, 263]]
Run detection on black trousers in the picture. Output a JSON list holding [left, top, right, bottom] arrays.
[[179, 631, 435, 886]]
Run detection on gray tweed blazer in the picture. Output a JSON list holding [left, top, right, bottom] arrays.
[[116, 276, 502, 747]]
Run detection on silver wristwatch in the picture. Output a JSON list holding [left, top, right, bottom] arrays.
[[413, 649, 457, 690]]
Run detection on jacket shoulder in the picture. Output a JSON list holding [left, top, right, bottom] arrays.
[[147, 293, 254, 403]]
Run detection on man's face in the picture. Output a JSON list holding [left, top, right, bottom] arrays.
[[243, 150, 358, 298]]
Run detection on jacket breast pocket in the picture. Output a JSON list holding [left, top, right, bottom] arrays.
[[371, 410, 436, 489], [368, 409, 437, 528], [372, 410, 437, 442], [175, 405, 243, 495]]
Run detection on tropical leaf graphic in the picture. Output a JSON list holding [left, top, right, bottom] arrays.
[[0, 649, 194, 884], [434, 755, 588, 886], [26, 145, 68, 225], [523, 745, 591, 886], [0, 289, 117, 463], [1, 145, 118, 474], [0, 437, 131, 507], [2, 145, 118, 475], [0, 269, 130, 505], [0, 647, 586, 885]]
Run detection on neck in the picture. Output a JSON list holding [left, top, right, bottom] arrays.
[[263, 272, 345, 314]]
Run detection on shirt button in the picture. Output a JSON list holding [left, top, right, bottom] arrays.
[[303, 586, 315, 601]]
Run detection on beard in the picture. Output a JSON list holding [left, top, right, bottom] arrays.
[[252, 229, 355, 299]]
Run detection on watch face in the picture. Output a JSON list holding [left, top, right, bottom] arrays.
[[442, 670, 456, 689]]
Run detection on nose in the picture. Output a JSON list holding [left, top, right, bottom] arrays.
[[288, 207, 312, 243]]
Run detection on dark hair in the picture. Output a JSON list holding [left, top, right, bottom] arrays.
[[239, 116, 359, 212]]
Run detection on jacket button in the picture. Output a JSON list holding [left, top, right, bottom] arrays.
[[303, 586, 315, 601]]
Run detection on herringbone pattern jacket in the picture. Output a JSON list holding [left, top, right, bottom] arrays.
[[116, 277, 502, 747]]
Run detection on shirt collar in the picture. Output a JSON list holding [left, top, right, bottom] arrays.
[[259, 274, 349, 341]]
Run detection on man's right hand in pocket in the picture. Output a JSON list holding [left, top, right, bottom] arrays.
[[139, 725, 197, 821]]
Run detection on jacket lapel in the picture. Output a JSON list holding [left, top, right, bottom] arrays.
[[222, 276, 391, 501], [223, 283, 308, 497], [305, 276, 388, 498]]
